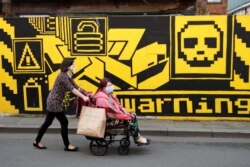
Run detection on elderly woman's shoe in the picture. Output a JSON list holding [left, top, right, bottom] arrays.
[[135, 137, 151, 146]]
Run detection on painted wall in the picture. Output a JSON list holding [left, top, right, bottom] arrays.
[[0, 15, 250, 120]]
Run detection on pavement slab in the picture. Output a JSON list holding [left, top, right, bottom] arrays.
[[1, 115, 250, 138]]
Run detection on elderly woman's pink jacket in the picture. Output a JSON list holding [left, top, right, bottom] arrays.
[[94, 90, 133, 120]]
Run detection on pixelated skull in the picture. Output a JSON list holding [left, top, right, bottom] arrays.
[[178, 22, 223, 67]]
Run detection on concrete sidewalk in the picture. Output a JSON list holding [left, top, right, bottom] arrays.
[[1, 115, 250, 138]]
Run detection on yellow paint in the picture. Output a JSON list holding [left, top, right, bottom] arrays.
[[138, 98, 155, 113], [0, 44, 18, 93], [196, 98, 213, 114], [37, 35, 66, 63], [108, 41, 127, 56], [108, 29, 145, 60], [235, 98, 250, 115], [0, 39, 19, 114], [174, 16, 230, 79], [1, 15, 250, 119], [236, 15, 250, 32], [115, 90, 250, 95], [230, 15, 250, 90], [138, 58, 169, 89], [173, 98, 193, 113], [156, 116, 250, 121], [18, 43, 40, 69], [75, 57, 104, 93], [132, 42, 167, 75], [0, 18, 14, 39], [234, 37, 250, 66], [230, 71, 250, 90], [23, 78, 43, 111], [99, 56, 137, 88], [215, 98, 233, 114]]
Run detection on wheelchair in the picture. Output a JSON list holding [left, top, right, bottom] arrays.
[[75, 96, 147, 156], [86, 119, 134, 156]]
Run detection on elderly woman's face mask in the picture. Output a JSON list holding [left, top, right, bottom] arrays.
[[105, 85, 114, 94]]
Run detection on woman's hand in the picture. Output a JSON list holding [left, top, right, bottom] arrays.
[[82, 95, 90, 102], [72, 88, 90, 102]]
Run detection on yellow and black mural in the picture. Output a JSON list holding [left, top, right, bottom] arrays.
[[0, 15, 250, 120]]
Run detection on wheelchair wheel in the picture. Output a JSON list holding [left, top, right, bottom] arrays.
[[89, 139, 108, 156], [118, 145, 130, 155], [120, 138, 130, 147]]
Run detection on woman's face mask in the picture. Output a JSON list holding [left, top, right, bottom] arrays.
[[69, 64, 76, 73], [105, 85, 114, 94]]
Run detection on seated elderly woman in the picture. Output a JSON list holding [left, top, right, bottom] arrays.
[[94, 78, 151, 145]]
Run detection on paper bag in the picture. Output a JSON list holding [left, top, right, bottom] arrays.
[[77, 106, 106, 138]]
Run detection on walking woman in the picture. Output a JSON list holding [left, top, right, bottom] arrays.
[[33, 58, 89, 151]]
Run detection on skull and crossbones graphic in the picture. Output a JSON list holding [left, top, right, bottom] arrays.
[[178, 21, 223, 67]]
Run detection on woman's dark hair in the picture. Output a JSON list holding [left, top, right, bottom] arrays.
[[97, 78, 111, 91], [60, 58, 75, 72]]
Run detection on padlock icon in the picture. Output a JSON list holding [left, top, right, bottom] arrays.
[[73, 20, 103, 54]]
